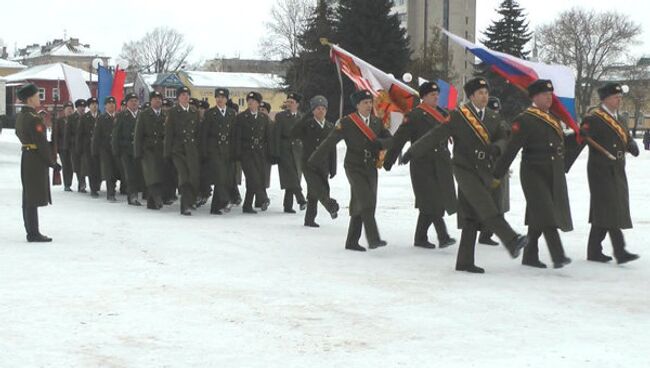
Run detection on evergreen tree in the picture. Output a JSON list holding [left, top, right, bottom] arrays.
[[477, 0, 533, 122]]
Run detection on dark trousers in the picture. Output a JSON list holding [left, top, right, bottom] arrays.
[[179, 184, 196, 213], [345, 209, 381, 247], [456, 215, 518, 267], [210, 182, 231, 212], [147, 183, 163, 208], [22, 191, 39, 236], [106, 176, 117, 198], [588, 226, 626, 257], [120, 154, 138, 196], [414, 212, 450, 243], [283, 188, 306, 210], [523, 227, 566, 264], [60, 150, 73, 188], [245, 188, 268, 210], [89, 155, 101, 193]]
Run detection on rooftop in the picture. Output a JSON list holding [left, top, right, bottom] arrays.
[[182, 71, 282, 89], [4, 63, 96, 82]]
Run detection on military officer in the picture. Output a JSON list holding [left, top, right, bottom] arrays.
[[578, 83, 640, 264], [15, 83, 59, 242], [405, 78, 528, 273], [259, 101, 274, 204], [494, 79, 573, 269], [76, 97, 102, 197], [309, 90, 392, 251], [112, 93, 142, 206], [134, 91, 168, 210], [197, 99, 212, 207], [273, 93, 307, 213], [53, 101, 74, 191], [201, 88, 237, 214], [161, 98, 178, 204], [227, 99, 243, 206], [384, 81, 457, 249], [92, 96, 120, 201], [234, 91, 272, 214], [164, 86, 201, 216], [291, 95, 339, 227], [66, 99, 87, 192]]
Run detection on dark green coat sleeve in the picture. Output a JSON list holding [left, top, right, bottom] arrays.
[[408, 123, 451, 158], [493, 119, 530, 178], [309, 123, 343, 166]]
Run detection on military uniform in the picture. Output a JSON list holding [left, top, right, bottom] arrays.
[[202, 104, 237, 213], [92, 108, 120, 200], [15, 84, 56, 242], [53, 111, 73, 189], [274, 107, 306, 212], [164, 100, 201, 215], [577, 85, 640, 264], [234, 105, 272, 213], [112, 106, 143, 205], [65, 105, 86, 191], [134, 105, 168, 209], [384, 100, 457, 248], [291, 107, 339, 226], [408, 86, 526, 273], [76, 108, 101, 196]]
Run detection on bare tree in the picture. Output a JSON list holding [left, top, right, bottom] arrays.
[[621, 58, 650, 137], [120, 27, 194, 73], [259, 0, 314, 60], [536, 8, 642, 116]]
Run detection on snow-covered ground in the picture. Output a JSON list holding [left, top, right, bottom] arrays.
[[1, 130, 648, 368]]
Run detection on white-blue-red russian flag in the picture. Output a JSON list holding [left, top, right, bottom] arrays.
[[443, 29, 579, 134]]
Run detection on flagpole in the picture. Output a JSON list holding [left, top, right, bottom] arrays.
[[320, 38, 344, 121]]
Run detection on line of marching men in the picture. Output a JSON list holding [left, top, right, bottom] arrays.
[[14, 77, 641, 273]]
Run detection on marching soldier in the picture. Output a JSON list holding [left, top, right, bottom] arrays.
[[66, 99, 87, 192], [112, 93, 143, 206], [578, 83, 640, 264], [53, 101, 74, 191], [405, 78, 528, 273], [233, 91, 272, 214], [202, 88, 237, 215], [493, 79, 573, 269], [384, 81, 457, 249], [291, 95, 339, 227], [309, 90, 392, 251], [260, 101, 274, 196], [92, 97, 120, 201], [76, 97, 102, 197], [274, 93, 307, 213], [161, 98, 178, 204], [227, 99, 243, 206], [164, 86, 201, 216], [134, 91, 168, 210], [15, 83, 59, 242], [197, 99, 212, 206]]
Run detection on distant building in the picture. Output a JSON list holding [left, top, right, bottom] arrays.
[[13, 38, 109, 73], [392, 0, 477, 90], [0, 58, 26, 77], [133, 73, 186, 102], [202, 58, 289, 77]]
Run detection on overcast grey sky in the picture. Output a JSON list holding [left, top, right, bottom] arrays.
[[1, 0, 648, 64]]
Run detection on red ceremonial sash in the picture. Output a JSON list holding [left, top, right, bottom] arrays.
[[349, 113, 377, 141], [459, 105, 490, 145], [417, 103, 450, 124], [524, 107, 564, 138], [593, 108, 628, 145]]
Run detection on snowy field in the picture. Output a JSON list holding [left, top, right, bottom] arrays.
[[1, 130, 649, 368]]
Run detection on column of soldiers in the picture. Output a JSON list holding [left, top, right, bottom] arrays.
[[21, 78, 641, 273]]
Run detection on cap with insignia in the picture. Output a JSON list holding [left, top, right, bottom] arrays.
[[74, 99, 87, 108], [104, 96, 116, 105], [63, 101, 74, 109], [120, 99, 127, 106], [260, 101, 271, 112], [487, 96, 501, 111], [310, 95, 328, 111], [143, 102, 151, 109], [418, 81, 440, 98], [17, 83, 38, 101], [125, 93, 138, 101], [527, 79, 554, 98], [150, 91, 163, 100], [163, 98, 174, 107], [246, 91, 263, 103], [199, 100, 210, 109], [597, 83, 624, 100], [463, 77, 490, 97], [86, 97, 98, 105], [350, 89, 373, 105], [38, 110, 47, 115], [287, 92, 303, 103], [176, 86, 191, 96], [214, 88, 230, 98]]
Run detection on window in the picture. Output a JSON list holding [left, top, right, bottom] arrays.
[[397, 12, 407, 23], [239, 98, 245, 107], [52, 88, 60, 102], [164, 88, 176, 98], [394, 0, 405, 5], [38, 88, 46, 101], [466, 16, 469, 25]]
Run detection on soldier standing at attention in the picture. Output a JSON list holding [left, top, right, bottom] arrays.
[[578, 83, 640, 264], [66, 99, 87, 192], [274, 93, 307, 213], [134, 91, 168, 210], [53, 102, 74, 191], [164, 86, 201, 216], [384, 81, 457, 249], [92, 97, 120, 202], [202, 88, 237, 215], [405, 78, 528, 273], [234, 91, 272, 214], [15, 83, 60, 242], [77, 97, 102, 198], [493, 80, 574, 269], [112, 93, 142, 206], [291, 95, 339, 227], [309, 90, 392, 251]]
